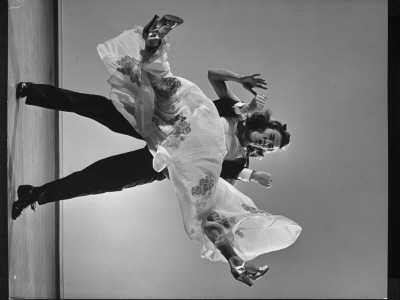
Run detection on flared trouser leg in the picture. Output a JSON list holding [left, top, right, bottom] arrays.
[[35, 147, 166, 205]]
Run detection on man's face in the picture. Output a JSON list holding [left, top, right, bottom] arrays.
[[249, 128, 282, 152]]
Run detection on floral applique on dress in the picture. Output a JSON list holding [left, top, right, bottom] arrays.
[[148, 75, 182, 98], [191, 174, 215, 208], [116, 55, 142, 86], [241, 203, 268, 215], [156, 113, 192, 149]]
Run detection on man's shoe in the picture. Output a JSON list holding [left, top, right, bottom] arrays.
[[16, 82, 32, 99], [12, 185, 37, 220]]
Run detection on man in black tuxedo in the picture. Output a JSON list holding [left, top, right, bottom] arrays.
[[12, 72, 290, 220]]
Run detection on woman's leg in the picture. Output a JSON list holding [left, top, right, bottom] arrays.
[[203, 221, 269, 286], [203, 222, 254, 286], [203, 222, 238, 259], [21, 83, 143, 139]]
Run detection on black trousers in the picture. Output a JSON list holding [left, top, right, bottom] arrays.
[[25, 84, 143, 139], [35, 148, 166, 204], [24, 84, 166, 204]]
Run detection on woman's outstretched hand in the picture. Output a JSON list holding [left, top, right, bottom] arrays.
[[240, 74, 267, 96]]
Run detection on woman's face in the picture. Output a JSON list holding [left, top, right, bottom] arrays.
[[249, 128, 282, 152]]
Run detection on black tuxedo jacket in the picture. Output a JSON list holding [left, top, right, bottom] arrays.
[[213, 98, 249, 180]]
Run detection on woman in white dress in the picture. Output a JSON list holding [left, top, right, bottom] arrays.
[[97, 15, 301, 287]]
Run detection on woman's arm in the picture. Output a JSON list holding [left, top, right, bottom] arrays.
[[208, 69, 268, 114], [208, 69, 267, 96], [208, 69, 243, 102]]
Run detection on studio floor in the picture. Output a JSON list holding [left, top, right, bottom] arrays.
[[8, 0, 59, 298]]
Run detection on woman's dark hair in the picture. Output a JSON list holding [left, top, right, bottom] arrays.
[[245, 110, 291, 149], [266, 120, 291, 149], [245, 110, 272, 132]]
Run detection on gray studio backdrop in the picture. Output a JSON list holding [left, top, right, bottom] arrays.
[[59, 0, 387, 298]]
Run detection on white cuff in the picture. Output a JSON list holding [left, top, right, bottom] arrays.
[[237, 168, 253, 181], [233, 102, 247, 120], [234, 102, 245, 108]]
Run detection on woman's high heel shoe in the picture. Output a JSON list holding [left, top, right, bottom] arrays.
[[246, 263, 269, 281], [142, 14, 159, 40], [155, 15, 184, 38], [143, 14, 183, 48], [229, 257, 254, 287]]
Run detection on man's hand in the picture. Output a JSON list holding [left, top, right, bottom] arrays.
[[246, 94, 267, 114], [240, 74, 267, 95], [250, 171, 272, 188]]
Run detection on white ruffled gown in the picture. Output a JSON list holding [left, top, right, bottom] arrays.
[[97, 26, 301, 262]]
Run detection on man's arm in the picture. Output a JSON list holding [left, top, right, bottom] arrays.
[[220, 159, 272, 188], [213, 98, 242, 119], [220, 158, 247, 180], [212, 97, 266, 120]]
